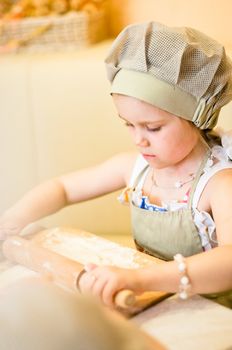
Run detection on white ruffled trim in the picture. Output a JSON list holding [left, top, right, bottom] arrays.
[[192, 209, 216, 251], [192, 131, 232, 250], [220, 129, 232, 160], [215, 128, 232, 160]]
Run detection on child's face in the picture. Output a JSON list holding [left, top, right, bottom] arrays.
[[113, 94, 200, 169]]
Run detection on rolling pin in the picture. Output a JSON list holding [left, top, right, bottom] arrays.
[[2, 236, 169, 310]]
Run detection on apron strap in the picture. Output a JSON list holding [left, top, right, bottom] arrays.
[[188, 150, 211, 209], [131, 163, 150, 190]]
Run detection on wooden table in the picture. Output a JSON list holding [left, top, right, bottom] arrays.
[[134, 294, 232, 350]]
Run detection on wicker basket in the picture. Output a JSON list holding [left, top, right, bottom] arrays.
[[0, 10, 107, 52]]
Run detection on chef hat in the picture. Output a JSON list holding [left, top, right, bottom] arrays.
[[105, 21, 232, 129]]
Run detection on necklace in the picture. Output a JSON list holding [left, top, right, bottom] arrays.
[[151, 169, 196, 190]]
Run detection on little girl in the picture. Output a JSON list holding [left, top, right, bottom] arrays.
[[1, 22, 232, 308]]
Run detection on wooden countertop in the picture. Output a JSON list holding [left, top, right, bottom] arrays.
[[133, 294, 232, 350]]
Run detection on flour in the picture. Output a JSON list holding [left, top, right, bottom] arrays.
[[41, 228, 154, 269], [42, 261, 52, 271]]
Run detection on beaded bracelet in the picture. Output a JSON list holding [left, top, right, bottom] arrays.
[[174, 253, 192, 300]]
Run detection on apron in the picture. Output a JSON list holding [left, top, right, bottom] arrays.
[[129, 152, 232, 308]]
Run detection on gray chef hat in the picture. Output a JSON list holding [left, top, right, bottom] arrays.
[[105, 21, 232, 130]]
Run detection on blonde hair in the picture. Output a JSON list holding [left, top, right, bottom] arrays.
[[201, 129, 221, 147]]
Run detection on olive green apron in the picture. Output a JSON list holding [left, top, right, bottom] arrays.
[[129, 153, 232, 308]]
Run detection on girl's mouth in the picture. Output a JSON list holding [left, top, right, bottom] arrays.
[[142, 153, 156, 159]]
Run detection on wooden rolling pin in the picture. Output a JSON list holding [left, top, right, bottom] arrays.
[[2, 236, 168, 310]]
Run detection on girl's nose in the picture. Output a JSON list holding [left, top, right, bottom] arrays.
[[134, 131, 149, 147]]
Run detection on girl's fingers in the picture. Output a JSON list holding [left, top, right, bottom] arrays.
[[91, 277, 108, 300], [84, 263, 98, 272], [79, 267, 132, 307], [79, 271, 97, 293], [102, 280, 118, 307]]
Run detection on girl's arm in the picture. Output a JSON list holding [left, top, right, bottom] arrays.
[[141, 245, 232, 294], [79, 244, 232, 307], [79, 170, 232, 305], [0, 152, 138, 239]]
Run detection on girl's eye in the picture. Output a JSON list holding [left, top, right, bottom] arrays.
[[124, 122, 134, 127], [147, 126, 161, 132]]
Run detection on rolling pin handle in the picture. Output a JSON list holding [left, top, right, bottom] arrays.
[[114, 289, 136, 308]]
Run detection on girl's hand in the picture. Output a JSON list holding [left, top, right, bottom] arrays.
[[78, 263, 145, 307], [0, 215, 24, 240]]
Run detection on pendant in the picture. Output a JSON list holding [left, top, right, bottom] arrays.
[[174, 181, 182, 189], [151, 168, 195, 190]]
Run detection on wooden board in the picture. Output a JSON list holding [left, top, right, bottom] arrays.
[[0, 227, 170, 314], [33, 227, 170, 313], [33, 226, 163, 268]]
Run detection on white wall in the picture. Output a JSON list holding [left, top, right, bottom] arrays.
[[109, 0, 232, 49], [0, 42, 133, 236], [0, 57, 38, 209]]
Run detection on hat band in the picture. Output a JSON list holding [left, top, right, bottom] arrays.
[[111, 69, 198, 121]]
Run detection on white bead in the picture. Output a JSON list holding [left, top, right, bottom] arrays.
[[180, 276, 189, 285], [178, 262, 186, 272], [174, 253, 183, 262], [179, 291, 188, 300], [206, 158, 214, 167]]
